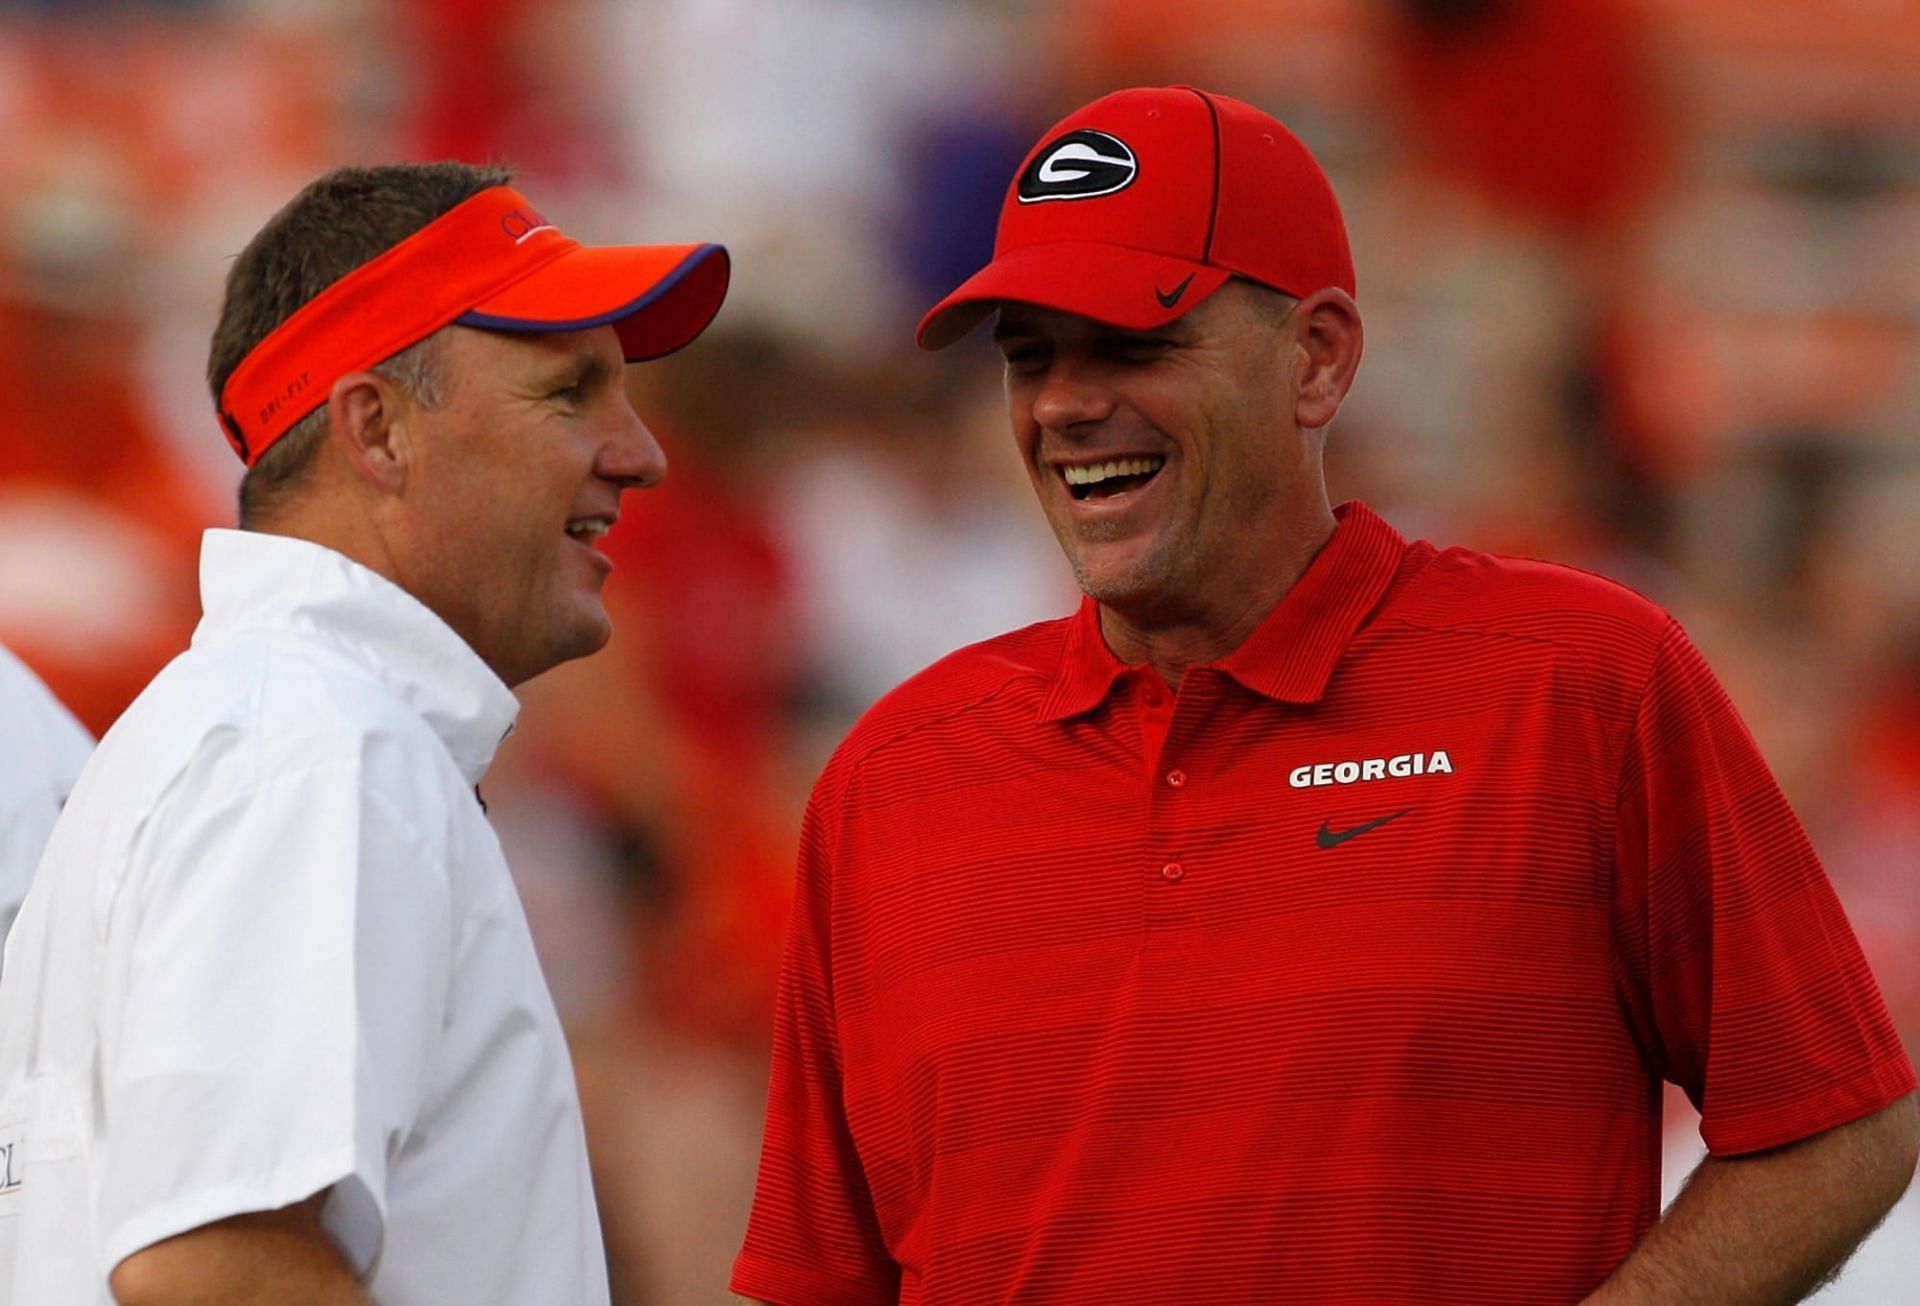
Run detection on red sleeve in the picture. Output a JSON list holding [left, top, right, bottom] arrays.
[[1612, 618, 1915, 1156], [732, 786, 899, 1306]]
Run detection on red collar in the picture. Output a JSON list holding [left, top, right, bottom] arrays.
[[1036, 501, 1408, 722]]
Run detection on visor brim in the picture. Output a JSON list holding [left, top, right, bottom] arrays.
[[459, 241, 730, 361]]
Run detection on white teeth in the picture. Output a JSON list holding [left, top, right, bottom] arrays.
[[566, 518, 612, 541], [1062, 456, 1165, 487]]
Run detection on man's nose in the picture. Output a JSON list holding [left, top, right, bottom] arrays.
[[1027, 358, 1117, 434], [600, 401, 668, 490]]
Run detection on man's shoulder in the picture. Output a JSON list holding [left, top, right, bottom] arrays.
[[0, 645, 91, 798], [97, 626, 444, 800], [822, 613, 1076, 783], [1385, 536, 1673, 661]]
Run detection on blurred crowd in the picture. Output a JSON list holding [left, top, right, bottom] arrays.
[[0, 0, 1915, 1300]]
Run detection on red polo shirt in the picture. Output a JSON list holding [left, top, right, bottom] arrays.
[[733, 503, 1913, 1306]]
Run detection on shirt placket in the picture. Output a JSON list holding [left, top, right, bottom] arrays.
[[1139, 670, 1201, 937]]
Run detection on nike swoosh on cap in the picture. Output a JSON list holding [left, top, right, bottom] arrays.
[[1155, 274, 1196, 309]]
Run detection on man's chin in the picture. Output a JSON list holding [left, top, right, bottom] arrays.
[[513, 606, 614, 685], [1065, 522, 1158, 583], [1071, 555, 1171, 613], [566, 605, 615, 661]]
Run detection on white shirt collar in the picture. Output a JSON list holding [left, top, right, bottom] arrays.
[[194, 529, 519, 785]]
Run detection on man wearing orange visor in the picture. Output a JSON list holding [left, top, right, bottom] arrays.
[[0, 162, 727, 1305]]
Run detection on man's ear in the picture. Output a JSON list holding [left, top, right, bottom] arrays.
[[1292, 288, 1364, 431], [326, 370, 412, 494]]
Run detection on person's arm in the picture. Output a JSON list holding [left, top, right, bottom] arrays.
[[1604, 618, 1918, 1301], [108, 1192, 370, 1305], [98, 763, 450, 1291], [731, 780, 900, 1305], [1583, 1091, 1918, 1304]]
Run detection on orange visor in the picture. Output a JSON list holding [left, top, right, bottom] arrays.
[[218, 185, 730, 465]]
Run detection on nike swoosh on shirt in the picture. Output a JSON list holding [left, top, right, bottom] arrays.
[[1316, 809, 1410, 850]]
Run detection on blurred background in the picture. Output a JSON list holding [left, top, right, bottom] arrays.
[[0, 0, 1915, 1299]]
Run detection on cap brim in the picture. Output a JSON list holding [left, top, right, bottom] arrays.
[[916, 243, 1232, 350], [460, 241, 730, 361]]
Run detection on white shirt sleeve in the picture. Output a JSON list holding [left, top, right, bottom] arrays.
[[95, 757, 453, 1280], [0, 648, 93, 949]]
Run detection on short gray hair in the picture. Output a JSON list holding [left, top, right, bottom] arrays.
[[1239, 278, 1300, 328]]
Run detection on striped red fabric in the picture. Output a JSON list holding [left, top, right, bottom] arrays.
[[733, 502, 1913, 1305]]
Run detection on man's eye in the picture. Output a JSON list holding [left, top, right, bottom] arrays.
[[1000, 347, 1046, 371], [551, 382, 589, 405]]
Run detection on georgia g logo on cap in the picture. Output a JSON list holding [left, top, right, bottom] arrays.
[[1017, 129, 1138, 203]]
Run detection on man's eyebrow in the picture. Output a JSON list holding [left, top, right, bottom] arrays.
[[543, 352, 614, 389]]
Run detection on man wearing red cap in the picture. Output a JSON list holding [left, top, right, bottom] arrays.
[[733, 87, 1916, 1304], [0, 163, 728, 1304]]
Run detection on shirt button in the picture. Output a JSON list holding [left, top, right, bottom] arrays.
[[1161, 861, 1185, 882], [1165, 769, 1187, 789], [1141, 681, 1165, 708]]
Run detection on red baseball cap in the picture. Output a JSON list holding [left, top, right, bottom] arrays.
[[917, 85, 1353, 349]]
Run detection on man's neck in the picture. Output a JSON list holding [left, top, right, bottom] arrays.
[[250, 510, 402, 593], [1098, 506, 1338, 690]]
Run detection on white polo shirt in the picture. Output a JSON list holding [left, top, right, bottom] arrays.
[[0, 530, 609, 1304], [0, 645, 92, 952]]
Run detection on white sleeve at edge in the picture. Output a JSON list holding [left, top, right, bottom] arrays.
[[97, 761, 451, 1280]]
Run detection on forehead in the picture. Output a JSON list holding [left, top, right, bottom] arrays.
[[993, 302, 1106, 339], [442, 322, 624, 376], [991, 282, 1257, 344], [992, 304, 1181, 348]]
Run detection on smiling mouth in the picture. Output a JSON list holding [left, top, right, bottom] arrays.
[[565, 517, 614, 544], [1061, 455, 1165, 502]]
